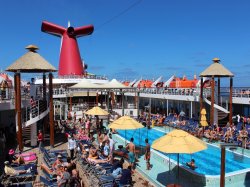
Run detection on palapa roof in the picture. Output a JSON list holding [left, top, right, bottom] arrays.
[[69, 79, 101, 89], [6, 45, 57, 73], [200, 58, 233, 77], [101, 79, 130, 89]]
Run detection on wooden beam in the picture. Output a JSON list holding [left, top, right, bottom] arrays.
[[210, 76, 215, 126], [96, 91, 99, 105], [220, 147, 225, 187], [218, 78, 221, 105], [229, 77, 233, 125], [200, 77, 203, 119], [49, 73, 54, 147], [16, 73, 23, 151], [69, 96, 72, 111], [43, 73, 46, 100]]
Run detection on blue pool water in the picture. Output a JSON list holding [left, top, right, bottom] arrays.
[[118, 128, 250, 175]]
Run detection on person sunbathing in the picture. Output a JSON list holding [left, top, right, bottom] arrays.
[[238, 128, 248, 148], [224, 129, 233, 143], [204, 129, 211, 139], [52, 155, 63, 170], [4, 161, 31, 176], [41, 162, 64, 177], [208, 129, 217, 142], [7, 149, 25, 165], [97, 131, 104, 148], [89, 147, 98, 159], [87, 155, 111, 164], [57, 166, 71, 187]]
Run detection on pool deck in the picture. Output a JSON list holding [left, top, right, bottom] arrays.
[[112, 125, 250, 187]]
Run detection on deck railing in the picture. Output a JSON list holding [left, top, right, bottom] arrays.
[[22, 99, 48, 123]]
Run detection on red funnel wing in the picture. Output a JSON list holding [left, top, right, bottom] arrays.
[[74, 25, 94, 38], [41, 21, 66, 37]]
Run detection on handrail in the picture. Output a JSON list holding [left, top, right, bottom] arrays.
[[35, 74, 108, 80], [22, 99, 48, 124], [203, 97, 229, 114]]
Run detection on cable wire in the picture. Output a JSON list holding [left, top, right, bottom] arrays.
[[96, 0, 143, 30]]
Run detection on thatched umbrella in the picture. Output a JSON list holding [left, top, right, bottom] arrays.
[[6, 44, 57, 151], [6, 45, 56, 73], [200, 58, 233, 77], [199, 58, 234, 127]]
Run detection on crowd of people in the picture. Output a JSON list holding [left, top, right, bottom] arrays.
[[144, 110, 250, 149], [5, 104, 250, 186], [41, 154, 82, 187], [53, 110, 155, 186]]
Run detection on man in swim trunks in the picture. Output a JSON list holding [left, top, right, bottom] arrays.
[[144, 138, 151, 170], [126, 137, 135, 169]]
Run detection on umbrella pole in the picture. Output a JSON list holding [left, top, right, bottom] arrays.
[[125, 130, 126, 146], [177, 153, 179, 182], [169, 154, 170, 173], [147, 128, 148, 139], [139, 128, 142, 153]]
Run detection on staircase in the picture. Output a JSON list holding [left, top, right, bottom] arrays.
[[217, 110, 228, 121], [203, 97, 229, 121], [204, 98, 229, 114], [22, 99, 49, 128], [22, 126, 31, 144]]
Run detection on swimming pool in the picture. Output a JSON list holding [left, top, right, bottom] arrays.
[[118, 128, 250, 176]]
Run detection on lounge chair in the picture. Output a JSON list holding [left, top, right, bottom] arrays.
[[40, 176, 57, 187]]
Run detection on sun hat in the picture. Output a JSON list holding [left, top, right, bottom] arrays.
[[4, 161, 10, 165], [9, 149, 15, 155], [57, 154, 62, 158]]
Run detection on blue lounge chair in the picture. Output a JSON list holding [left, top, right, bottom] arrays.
[[40, 176, 57, 187]]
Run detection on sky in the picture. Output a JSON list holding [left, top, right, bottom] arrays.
[[0, 0, 250, 86]]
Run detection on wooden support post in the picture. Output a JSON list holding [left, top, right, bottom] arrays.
[[43, 73, 46, 100], [220, 146, 225, 187], [16, 72, 23, 151], [210, 76, 215, 126], [134, 90, 137, 108], [101, 91, 103, 107], [96, 91, 99, 105], [70, 96, 72, 111], [49, 73, 54, 147], [87, 90, 89, 107], [200, 77, 204, 119], [218, 78, 221, 105], [137, 91, 140, 117], [122, 90, 124, 116], [229, 77, 233, 125], [107, 91, 110, 123], [149, 97, 152, 119]]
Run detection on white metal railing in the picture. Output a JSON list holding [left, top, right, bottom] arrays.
[[0, 87, 30, 103], [232, 88, 250, 98], [35, 74, 108, 80], [23, 99, 48, 123]]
